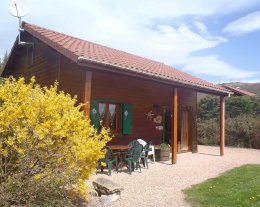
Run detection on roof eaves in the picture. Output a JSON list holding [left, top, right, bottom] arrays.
[[223, 85, 254, 96], [78, 56, 231, 96]]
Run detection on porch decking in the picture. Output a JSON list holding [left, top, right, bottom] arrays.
[[90, 145, 260, 207]]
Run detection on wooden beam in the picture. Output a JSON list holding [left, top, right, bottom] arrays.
[[84, 71, 92, 117], [172, 88, 178, 164], [220, 96, 225, 156]]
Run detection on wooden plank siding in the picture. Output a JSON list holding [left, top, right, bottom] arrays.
[[178, 89, 197, 109], [3, 33, 59, 86], [59, 56, 86, 104], [91, 70, 173, 145], [3, 33, 59, 87]]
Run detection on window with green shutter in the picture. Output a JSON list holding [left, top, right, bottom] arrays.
[[90, 100, 132, 134]]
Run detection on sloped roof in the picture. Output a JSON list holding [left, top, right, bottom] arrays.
[[21, 22, 230, 95], [222, 85, 255, 96]]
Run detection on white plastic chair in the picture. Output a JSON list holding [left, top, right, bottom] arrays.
[[137, 138, 146, 146], [137, 138, 155, 162], [148, 145, 155, 162]]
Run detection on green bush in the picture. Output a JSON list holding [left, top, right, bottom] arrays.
[[198, 115, 259, 149], [198, 95, 260, 149], [250, 118, 260, 149], [198, 118, 219, 146], [198, 96, 219, 120], [225, 115, 256, 148], [226, 96, 260, 118]]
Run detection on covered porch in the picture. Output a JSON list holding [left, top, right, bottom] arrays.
[[82, 67, 227, 164]]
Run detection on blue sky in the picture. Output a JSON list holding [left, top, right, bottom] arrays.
[[1, 0, 260, 83]]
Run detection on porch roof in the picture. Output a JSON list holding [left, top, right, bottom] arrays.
[[222, 85, 255, 96], [21, 22, 230, 95]]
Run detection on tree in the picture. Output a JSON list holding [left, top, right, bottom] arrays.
[[0, 57, 2, 72], [226, 96, 260, 118], [0, 77, 111, 206], [0, 50, 8, 73], [198, 95, 219, 120]]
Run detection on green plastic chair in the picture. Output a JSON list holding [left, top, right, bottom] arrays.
[[127, 140, 139, 147], [127, 140, 140, 156], [140, 142, 151, 168], [124, 144, 143, 174], [98, 146, 118, 176]]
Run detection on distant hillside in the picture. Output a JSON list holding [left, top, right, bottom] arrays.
[[222, 82, 260, 95]]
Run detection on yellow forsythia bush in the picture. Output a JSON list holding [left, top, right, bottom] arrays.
[[0, 77, 111, 206]]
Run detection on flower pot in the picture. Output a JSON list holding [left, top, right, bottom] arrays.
[[159, 149, 170, 161]]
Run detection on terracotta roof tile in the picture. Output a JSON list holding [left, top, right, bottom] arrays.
[[22, 22, 230, 95]]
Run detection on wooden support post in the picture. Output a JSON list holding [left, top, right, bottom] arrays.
[[84, 71, 92, 117], [194, 92, 198, 153], [194, 113, 198, 153], [220, 96, 225, 156], [172, 88, 178, 164]]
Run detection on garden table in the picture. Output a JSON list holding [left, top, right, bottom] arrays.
[[108, 145, 130, 172]]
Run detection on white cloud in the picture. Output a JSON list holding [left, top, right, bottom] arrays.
[[193, 21, 226, 42], [62, 0, 260, 20], [181, 55, 260, 83], [223, 11, 260, 35], [194, 21, 209, 36], [86, 21, 226, 65]]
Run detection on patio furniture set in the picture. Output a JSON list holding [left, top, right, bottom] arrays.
[[97, 139, 155, 175]]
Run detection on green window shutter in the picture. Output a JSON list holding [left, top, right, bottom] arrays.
[[122, 103, 132, 134], [90, 100, 99, 129]]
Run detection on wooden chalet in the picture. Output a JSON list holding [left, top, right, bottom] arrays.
[[2, 22, 231, 164]]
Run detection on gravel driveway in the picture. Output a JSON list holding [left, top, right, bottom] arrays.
[[89, 145, 260, 207]]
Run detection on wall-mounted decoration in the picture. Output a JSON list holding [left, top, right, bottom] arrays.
[[146, 110, 154, 121], [122, 104, 132, 134], [90, 100, 99, 129], [155, 126, 163, 131], [124, 110, 129, 120], [153, 115, 162, 124], [92, 107, 97, 116]]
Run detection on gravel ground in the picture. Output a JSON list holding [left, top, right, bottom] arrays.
[[88, 145, 260, 207]]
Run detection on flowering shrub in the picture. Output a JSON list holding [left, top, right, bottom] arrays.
[[0, 77, 111, 206], [160, 142, 171, 150]]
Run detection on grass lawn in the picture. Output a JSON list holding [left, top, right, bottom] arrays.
[[183, 164, 260, 207]]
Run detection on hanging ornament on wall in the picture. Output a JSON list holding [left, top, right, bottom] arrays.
[[153, 115, 162, 124], [92, 108, 97, 116], [146, 110, 154, 121], [124, 110, 129, 120]]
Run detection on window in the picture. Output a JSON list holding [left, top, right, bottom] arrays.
[[98, 102, 121, 133], [90, 100, 132, 134]]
